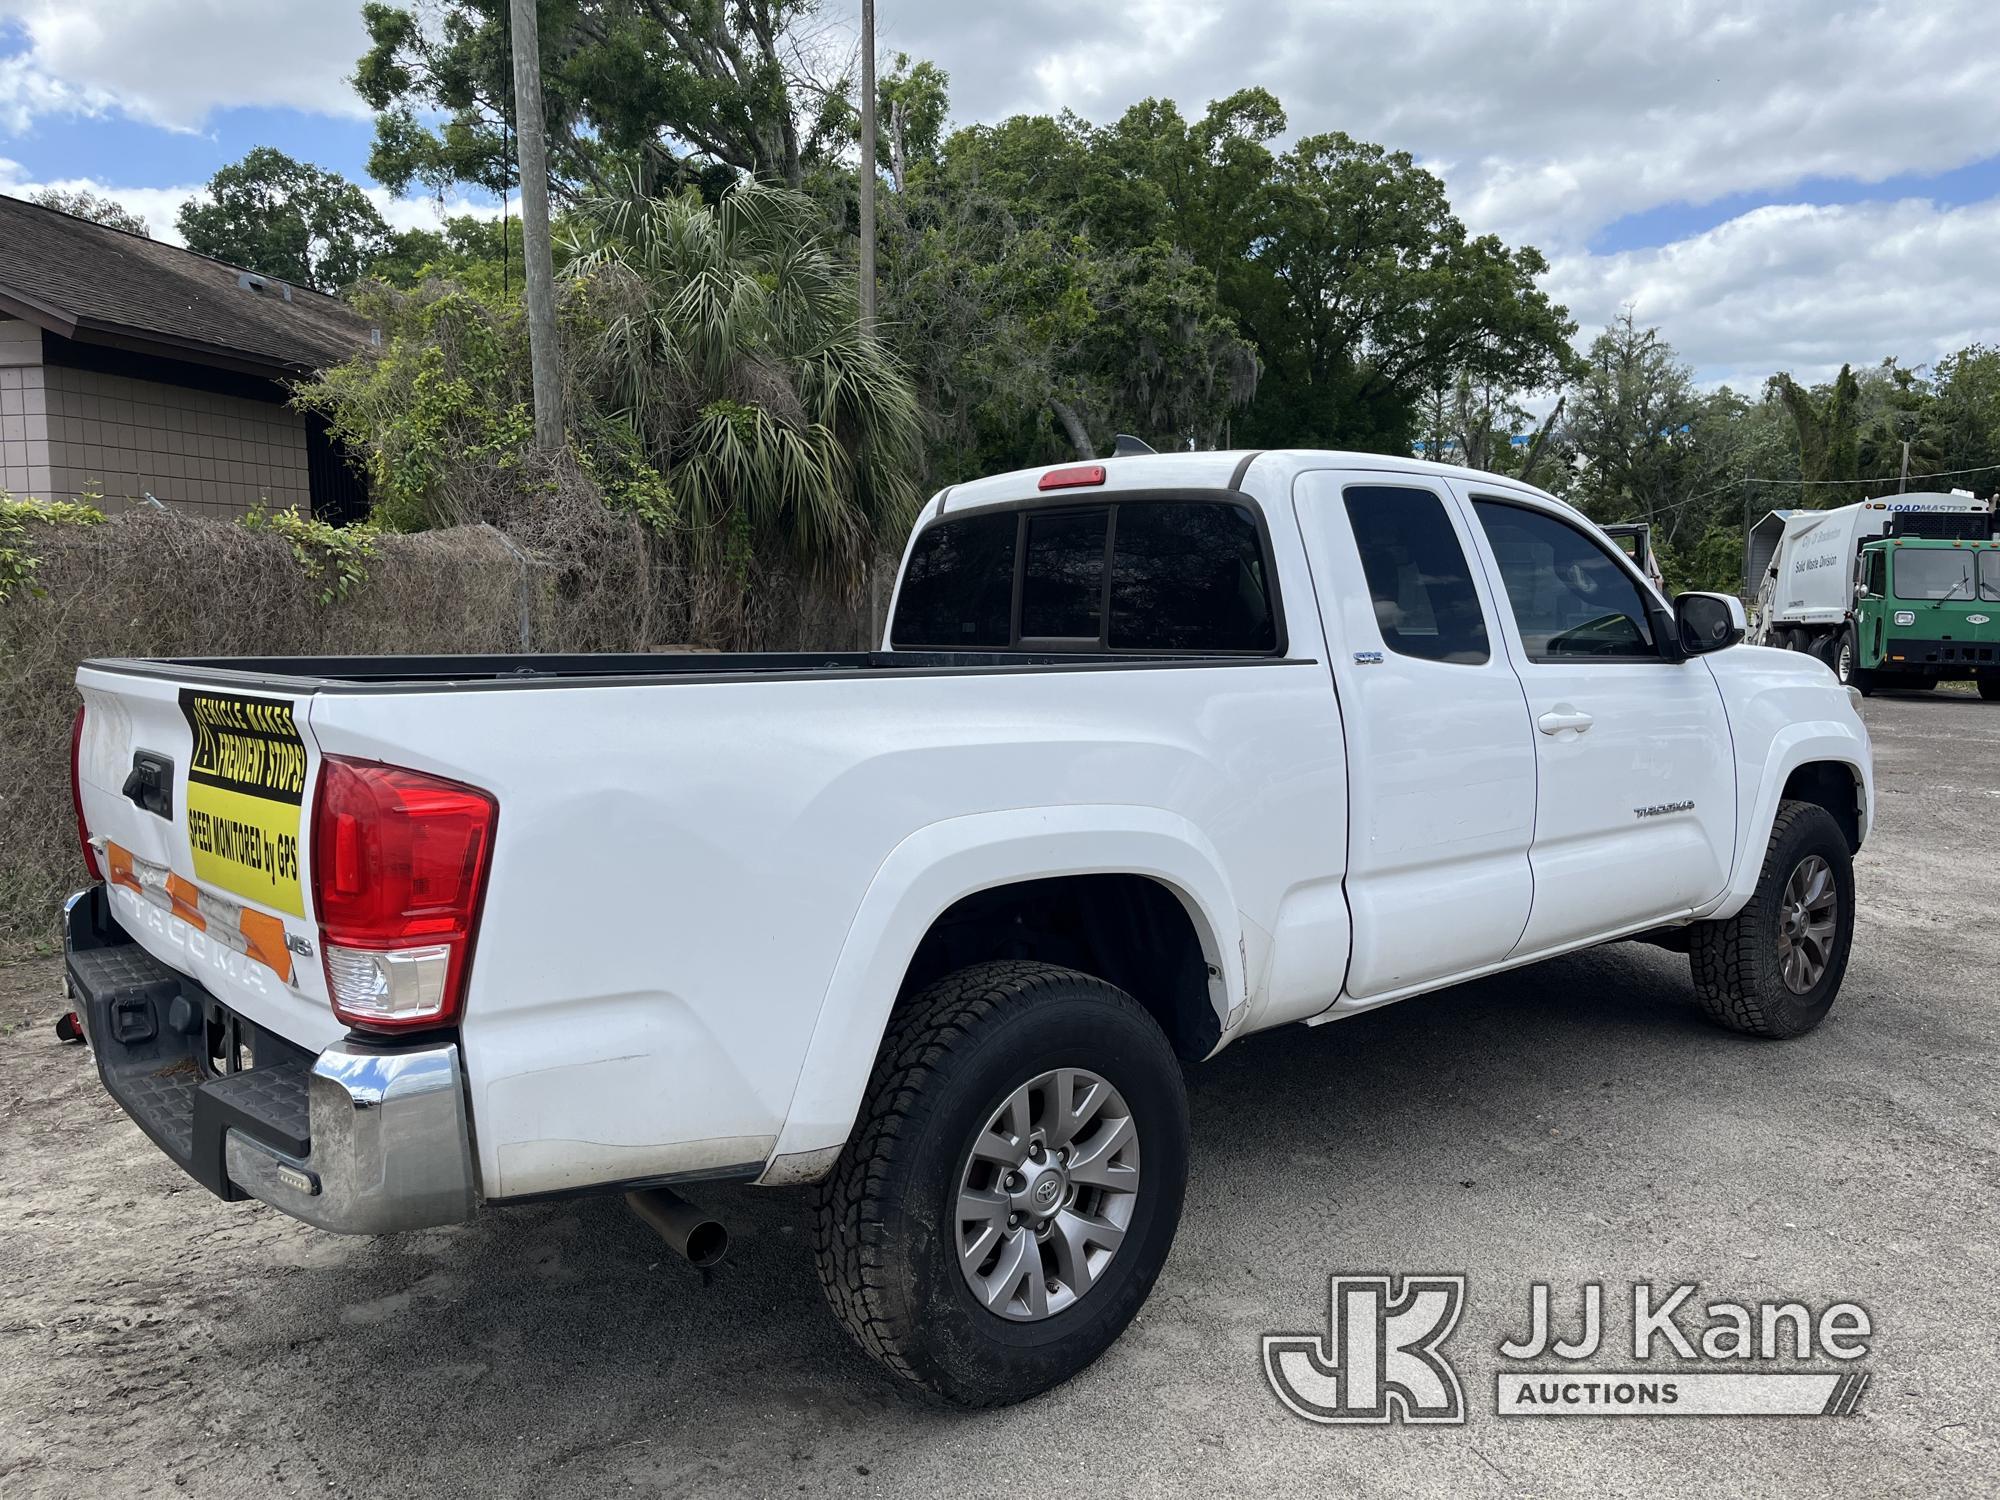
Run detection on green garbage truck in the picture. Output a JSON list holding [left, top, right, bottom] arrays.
[[1747, 493, 2000, 698]]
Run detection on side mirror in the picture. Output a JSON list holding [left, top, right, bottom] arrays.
[[1675, 591, 1745, 655]]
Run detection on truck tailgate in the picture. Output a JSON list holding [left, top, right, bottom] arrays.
[[74, 664, 343, 1052]]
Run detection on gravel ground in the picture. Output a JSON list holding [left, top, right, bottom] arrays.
[[2, 692, 1994, 1498]]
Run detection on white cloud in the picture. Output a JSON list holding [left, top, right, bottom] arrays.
[[883, 0, 2000, 382], [887, 0, 2000, 250], [0, 0, 369, 131], [0, 157, 500, 249], [5, 0, 2000, 385], [365, 186, 506, 236], [0, 158, 200, 236], [0, 42, 105, 131], [1547, 196, 2000, 387]]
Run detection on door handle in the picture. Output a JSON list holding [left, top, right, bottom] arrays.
[[1537, 706, 1594, 736]]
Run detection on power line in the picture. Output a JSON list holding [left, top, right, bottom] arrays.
[[1744, 461, 2000, 488], [1611, 462, 2000, 529]]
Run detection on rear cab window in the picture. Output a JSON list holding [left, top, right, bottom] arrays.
[[892, 495, 1279, 654]]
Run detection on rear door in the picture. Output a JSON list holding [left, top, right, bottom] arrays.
[[1455, 491, 1737, 953], [74, 665, 341, 1050], [1292, 472, 1537, 1000]]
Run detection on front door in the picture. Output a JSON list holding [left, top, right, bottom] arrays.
[[1458, 491, 1737, 954]]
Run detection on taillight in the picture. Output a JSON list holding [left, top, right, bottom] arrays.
[[311, 756, 497, 1032], [1038, 464, 1107, 491], [71, 705, 103, 882]]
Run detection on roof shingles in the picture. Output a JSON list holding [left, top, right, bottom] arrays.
[[0, 193, 370, 372]]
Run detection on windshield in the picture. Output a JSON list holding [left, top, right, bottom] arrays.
[[1982, 551, 2000, 602], [1893, 549, 1979, 601]]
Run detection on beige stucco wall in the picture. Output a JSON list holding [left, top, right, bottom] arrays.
[[0, 317, 52, 499], [42, 363, 310, 519], [3, 316, 310, 516]]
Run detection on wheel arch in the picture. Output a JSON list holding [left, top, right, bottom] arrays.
[[760, 806, 1242, 1181], [1782, 760, 1865, 853], [1710, 731, 1871, 921]]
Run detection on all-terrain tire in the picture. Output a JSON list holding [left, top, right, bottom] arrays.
[[1688, 801, 1855, 1038], [810, 961, 1189, 1407]]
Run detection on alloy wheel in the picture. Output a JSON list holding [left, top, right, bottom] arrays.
[[1776, 854, 1838, 994], [954, 1067, 1141, 1322]]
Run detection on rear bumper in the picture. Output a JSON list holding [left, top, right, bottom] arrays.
[[65, 885, 479, 1234]]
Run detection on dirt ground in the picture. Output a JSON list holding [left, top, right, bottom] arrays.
[[2, 692, 1995, 1498]]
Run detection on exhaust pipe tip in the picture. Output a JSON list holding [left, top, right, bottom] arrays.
[[681, 1218, 728, 1268], [625, 1188, 729, 1268]]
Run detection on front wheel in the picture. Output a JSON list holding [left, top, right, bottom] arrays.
[[1980, 679, 2000, 702], [1834, 625, 1873, 695], [811, 961, 1190, 1406], [1688, 801, 1855, 1037]]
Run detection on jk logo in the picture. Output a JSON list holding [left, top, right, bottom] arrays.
[[1263, 1275, 1467, 1424]]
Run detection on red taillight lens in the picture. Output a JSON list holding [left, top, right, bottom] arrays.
[[311, 756, 497, 1032], [1038, 464, 1107, 491], [71, 705, 103, 882]]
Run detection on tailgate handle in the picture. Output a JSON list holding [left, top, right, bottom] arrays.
[[122, 751, 175, 820]]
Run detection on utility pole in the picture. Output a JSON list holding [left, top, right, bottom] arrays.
[[1898, 439, 1910, 494], [510, 0, 563, 454], [857, 0, 877, 334], [1741, 474, 1753, 598]]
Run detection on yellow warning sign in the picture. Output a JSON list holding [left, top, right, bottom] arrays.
[[179, 689, 306, 916]]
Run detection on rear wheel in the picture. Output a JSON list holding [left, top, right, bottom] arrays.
[[1689, 801, 1854, 1038], [811, 961, 1189, 1406]]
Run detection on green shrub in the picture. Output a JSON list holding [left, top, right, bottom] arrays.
[[0, 493, 104, 601], [240, 504, 380, 604]]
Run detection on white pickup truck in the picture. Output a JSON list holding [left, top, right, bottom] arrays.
[[65, 449, 1872, 1405]]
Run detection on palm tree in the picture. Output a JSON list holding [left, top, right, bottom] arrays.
[[561, 182, 923, 600]]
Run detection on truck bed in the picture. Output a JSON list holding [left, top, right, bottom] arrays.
[[85, 649, 1300, 692]]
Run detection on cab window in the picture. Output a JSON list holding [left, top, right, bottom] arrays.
[[891, 497, 1279, 653], [1892, 549, 1978, 602], [1861, 550, 1885, 598], [1472, 500, 1657, 661], [1981, 550, 2000, 602], [891, 509, 1017, 648], [1019, 509, 1109, 641], [1108, 502, 1275, 652], [1341, 485, 1489, 664]]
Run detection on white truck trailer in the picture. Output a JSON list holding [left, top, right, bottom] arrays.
[[1748, 493, 1999, 663]]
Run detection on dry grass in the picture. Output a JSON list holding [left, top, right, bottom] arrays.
[[0, 490, 677, 952]]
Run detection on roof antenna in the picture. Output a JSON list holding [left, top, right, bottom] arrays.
[[1110, 434, 1155, 457]]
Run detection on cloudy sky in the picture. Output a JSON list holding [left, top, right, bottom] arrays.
[[4, 0, 1999, 390]]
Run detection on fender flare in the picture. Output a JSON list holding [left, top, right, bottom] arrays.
[[761, 804, 1242, 1177], [1708, 723, 1872, 920]]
